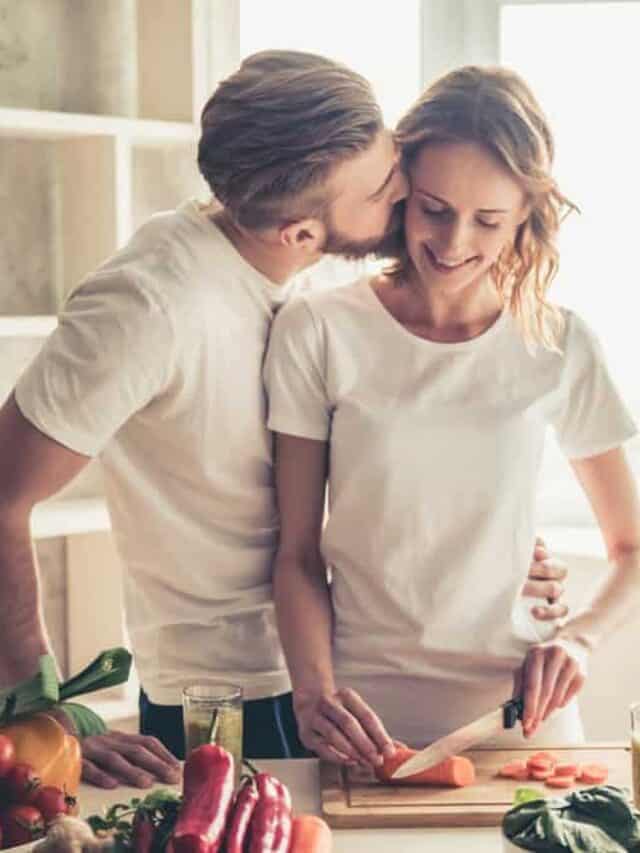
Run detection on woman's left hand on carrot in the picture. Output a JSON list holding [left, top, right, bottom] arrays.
[[513, 639, 588, 738]]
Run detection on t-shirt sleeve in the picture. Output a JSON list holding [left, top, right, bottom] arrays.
[[14, 272, 175, 457], [264, 297, 331, 441], [548, 311, 638, 459]]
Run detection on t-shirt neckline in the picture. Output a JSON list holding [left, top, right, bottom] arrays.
[[360, 275, 508, 352], [179, 200, 299, 305]]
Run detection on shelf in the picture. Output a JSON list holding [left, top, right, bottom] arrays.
[[31, 498, 112, 540], [0, 107, 197, 144]]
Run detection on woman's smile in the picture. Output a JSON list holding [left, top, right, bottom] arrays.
[[424, 243, 479, 274]]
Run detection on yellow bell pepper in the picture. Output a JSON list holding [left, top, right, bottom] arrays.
[[1, 712, 82, 796]]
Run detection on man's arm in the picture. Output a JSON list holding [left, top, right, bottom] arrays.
[[0, 394, 180, 787], [0, 394, 89, 684]]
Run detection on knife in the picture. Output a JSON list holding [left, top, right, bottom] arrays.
[[391, 696, 524, 779]]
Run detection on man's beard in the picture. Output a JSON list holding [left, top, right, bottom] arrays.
[[322, 202, 405, 261]]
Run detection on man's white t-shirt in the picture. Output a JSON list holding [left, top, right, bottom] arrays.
[[265, 276, 638, 746], [16, 200, 356, 705]]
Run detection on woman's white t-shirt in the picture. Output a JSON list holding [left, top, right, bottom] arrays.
[[265, 276, 637, 746]]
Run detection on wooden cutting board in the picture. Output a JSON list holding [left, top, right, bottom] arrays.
[[320, 743, 632, 828]]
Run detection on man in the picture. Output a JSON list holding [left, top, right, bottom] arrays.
[[0, 51, 567, 788]]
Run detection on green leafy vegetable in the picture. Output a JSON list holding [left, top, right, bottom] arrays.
[[0, 654, 59, 723], [86, 788, 182, 852], [514, 787, 547, 806], [503, 785, 640, 852]]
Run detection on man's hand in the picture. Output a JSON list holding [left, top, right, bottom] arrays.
[[81, 731, 182, 789], [293, 687, 395, 767], [513, 640, 588, 739], [524, 538, 569, 622]]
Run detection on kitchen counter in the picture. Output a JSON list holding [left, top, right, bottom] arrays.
[[76, 759, 505, 852]]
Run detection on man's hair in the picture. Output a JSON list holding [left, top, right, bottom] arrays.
[[198, 50, 384, 229]]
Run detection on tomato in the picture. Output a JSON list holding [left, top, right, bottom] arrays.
[[32, 785, 67, 825], [3, 763, 41, 803], [0, 735, 16, 778], [0, 804, 46, 846]]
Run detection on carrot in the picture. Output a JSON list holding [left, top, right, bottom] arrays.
[[554, 763, 580, 777], [529, 767, 554, 781], [545, 775, 575, 789], [529, 751, 558, 767], [499, 761, 528, 779], [579, 764, 608, 784], [289, 815, 332, 853], [376, 746, 475, 787]]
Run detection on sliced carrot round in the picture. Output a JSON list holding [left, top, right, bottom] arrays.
[[545, 775, 575, 788], [529, 767, 555, 780], [528, 751, 557, 767], [512, 766, 531, 781], [554, 763, 580, 777], [499, 760, 528, 778], [527, 758, 553, 772], [579, 764, 608, 784]]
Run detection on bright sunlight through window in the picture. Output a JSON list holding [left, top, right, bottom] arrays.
[[502, 1, 640, 521], [501, 2, 640, 411], [239, 0, 421, 127]]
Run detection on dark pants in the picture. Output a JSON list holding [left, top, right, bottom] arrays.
[[139, 688, 308, 760]]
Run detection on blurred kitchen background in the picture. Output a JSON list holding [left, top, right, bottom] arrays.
[[1, 0, 638, 736]]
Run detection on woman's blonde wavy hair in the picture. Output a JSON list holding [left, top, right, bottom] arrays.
[[387, 66, 578, 351]]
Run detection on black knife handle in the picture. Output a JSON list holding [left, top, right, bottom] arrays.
[[502, 697, 524, 728]]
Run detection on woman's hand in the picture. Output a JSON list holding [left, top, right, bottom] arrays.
[[293, 686, 395, 767], [514, 639, 588, 738], [523, 537, 569, 621]]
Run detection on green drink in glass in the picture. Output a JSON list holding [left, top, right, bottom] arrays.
[[182, 683, 243, 786]]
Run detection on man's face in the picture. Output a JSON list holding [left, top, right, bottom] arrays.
[[322, 130, 408, 259]]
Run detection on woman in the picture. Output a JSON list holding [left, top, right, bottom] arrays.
[[264, 66, 640, 769]]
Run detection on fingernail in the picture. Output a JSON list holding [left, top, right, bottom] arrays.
[[383, 743, 396, 759], [137, 775, 155, 788]]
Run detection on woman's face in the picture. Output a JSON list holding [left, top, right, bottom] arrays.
[[404, 141, 528, 296]]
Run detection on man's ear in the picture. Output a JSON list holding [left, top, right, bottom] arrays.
[[279, 218, 326, 254]]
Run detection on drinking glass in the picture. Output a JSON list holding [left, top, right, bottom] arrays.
[[182, 683, 243, 785], [631, 701, 640, 807]]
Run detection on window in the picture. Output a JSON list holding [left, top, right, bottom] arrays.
[[239, 0, 421, 126], [500, 1, 640, 524]]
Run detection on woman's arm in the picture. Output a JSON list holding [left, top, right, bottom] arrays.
[[519, 446, 640, 735], [273, 432, 394, 767]]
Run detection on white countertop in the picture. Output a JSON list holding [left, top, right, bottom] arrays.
[[75, 759, 505, 852]]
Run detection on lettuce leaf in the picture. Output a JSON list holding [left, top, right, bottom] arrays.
[[502, 785, 640, 852]]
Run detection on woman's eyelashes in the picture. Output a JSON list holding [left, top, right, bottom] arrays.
[[419, 205, 501, 230]]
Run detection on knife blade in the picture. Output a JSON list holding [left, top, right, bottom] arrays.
[[391, 697, 523, 779]]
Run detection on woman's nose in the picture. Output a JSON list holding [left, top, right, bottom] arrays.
[[439, 219, 470, 258]]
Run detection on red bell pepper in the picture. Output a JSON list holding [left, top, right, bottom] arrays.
[[246, 772, 293, 853], [223, 775, 260, 852], [171, 744, 235, 853]]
